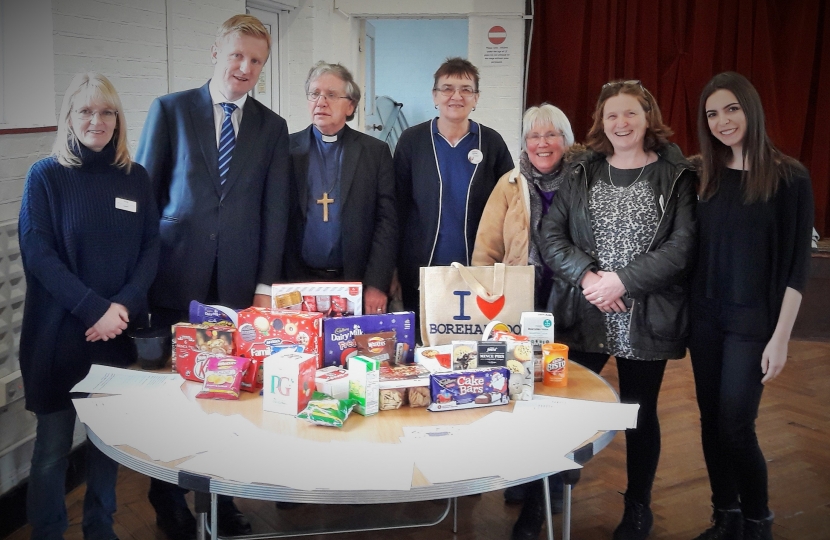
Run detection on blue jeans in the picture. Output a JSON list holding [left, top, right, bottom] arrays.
[[27, 408, 119, 540]]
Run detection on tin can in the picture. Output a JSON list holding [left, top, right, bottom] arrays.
[[542, 343, 569, 387]]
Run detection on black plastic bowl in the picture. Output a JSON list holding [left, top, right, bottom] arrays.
[[130, 327, 172, 370]]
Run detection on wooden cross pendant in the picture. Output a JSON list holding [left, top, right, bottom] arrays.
[[317, 192, 334, 222]]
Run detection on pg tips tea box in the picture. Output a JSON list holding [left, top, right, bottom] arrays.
[[348, 355, 380, 416], [263, 350, 317, 416]]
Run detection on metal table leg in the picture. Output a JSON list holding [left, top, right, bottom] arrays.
[[563, 484, 572, 540], [542, 476, 555, 540]]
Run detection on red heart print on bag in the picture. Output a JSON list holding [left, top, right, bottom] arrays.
[[476, 295, 505, 320]]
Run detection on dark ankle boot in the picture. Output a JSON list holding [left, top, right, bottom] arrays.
[[692, 508, 743, 540], [613, 494, 653, 540], [743, 512, 773, 540], [511, 481, 545, 540]]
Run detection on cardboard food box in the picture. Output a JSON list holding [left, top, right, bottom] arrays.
[[348, 355, 380, 416], [263, 350, 317, 416], [428, 367, 511, 411], [477, 340, 507, 367], [452, 340, 478, 371], [315, 366, 350, 400], [271, 282, 363, 317], [173, 323, 236, 382], [520, 312, 555, 381], [235, 308, 323, 367], [413, 344, 453, 373], [322, 312, 416, 367]]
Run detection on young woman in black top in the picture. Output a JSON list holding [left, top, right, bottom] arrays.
[[691, 72, 814, 540]]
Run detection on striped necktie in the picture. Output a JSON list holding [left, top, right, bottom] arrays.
[[218, 102, 238, 186]]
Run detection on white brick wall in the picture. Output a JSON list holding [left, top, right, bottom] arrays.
[[0, 133, 53, 225], [52, 0, 244, 150], [467, 16, 525, 162]]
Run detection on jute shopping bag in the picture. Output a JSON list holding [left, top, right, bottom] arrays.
[[419, 262, 534, 346]]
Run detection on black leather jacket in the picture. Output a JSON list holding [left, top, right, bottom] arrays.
[[539, 144, 697, 360]]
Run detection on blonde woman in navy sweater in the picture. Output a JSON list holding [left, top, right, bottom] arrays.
[[19, 73, 159, 540], [691, 72, 813, 540]]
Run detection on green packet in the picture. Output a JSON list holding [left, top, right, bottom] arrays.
[[297, 392, 358, 427]]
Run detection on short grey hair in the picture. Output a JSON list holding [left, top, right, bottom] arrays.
[[521, 103, 575, 151], [305, 61, 361, 121]]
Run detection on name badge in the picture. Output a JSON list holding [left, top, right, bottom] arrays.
[[115, 198, 137, 213], [468, 149, 483, 164]]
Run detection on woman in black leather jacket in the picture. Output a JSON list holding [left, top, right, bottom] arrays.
[[515, 81, 696, 540]]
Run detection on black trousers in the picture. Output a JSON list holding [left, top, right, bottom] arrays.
[[148, 259, 236, 514], [572, 350, 667, 504], [689, 308, 769, 520]]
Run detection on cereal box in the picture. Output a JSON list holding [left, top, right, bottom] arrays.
[[348, 355, 380, 416], [520, 312, 555, 381], [271, 282, 363, 317], [428, 367, 511, 411], [315, 366, 350, 400], [235, 308, 323, 367], [263, 350, 317, 416], [323, 312, 415, 367]]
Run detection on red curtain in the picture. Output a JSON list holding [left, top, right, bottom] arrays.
[[526, 0, 830, 235]]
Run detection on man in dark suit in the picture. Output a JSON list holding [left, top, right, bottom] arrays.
[[285, 61, 396, 313], [135, 14, 289, 539]]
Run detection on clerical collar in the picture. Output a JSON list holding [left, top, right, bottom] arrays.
[[313, 125, 345, 144]]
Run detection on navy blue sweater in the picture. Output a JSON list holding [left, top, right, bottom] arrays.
[[18, 144, 160, 413]]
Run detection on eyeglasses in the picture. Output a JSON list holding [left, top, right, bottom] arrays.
[[526, 132, 564, 144], [307, 91, 352, 102], [433, 85, 479, 98], [73, 108, 118, 121], [602, 80, 643, 90]]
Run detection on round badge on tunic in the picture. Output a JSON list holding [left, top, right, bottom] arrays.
[[468, 149, 483, 164]]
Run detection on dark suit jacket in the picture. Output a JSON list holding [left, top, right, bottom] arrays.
[[136, 82, 290, 310], [285, 125, 397, 293]]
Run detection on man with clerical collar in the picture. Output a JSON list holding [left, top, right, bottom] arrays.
[[285, 61, 397, 314]]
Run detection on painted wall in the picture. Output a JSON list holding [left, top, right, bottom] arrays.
[[369, 19, 468, 128]]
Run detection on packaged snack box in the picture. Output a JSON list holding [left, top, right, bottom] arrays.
[[235, 308, 323, 367], [173, 323, 237, 382], [379, 364, 431, 410], [315, 366, 350, 400], [452, 340, 478, 370], [520, 312, 555, 381], [348, 355, 380, 416], [428, 367, 511, 411], [271, 282, 363, 317], [323, 312, 415, 367], [477, 340, 507, 367], [414, 344, 453, 373], [263, 350, 317, 416]]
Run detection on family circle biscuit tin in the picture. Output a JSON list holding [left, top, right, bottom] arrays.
[[235, 308, 323, 367]]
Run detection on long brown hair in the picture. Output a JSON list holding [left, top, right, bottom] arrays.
[[585, 80, 673, 156], [697, 72, 805, 203]]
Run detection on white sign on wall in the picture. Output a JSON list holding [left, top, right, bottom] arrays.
[[482, 24, 512, 67]]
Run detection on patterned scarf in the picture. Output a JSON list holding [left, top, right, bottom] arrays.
[[519, 150, 569, 307]]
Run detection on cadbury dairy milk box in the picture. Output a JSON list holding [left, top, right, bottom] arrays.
[[323, 312, 416, 367]]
